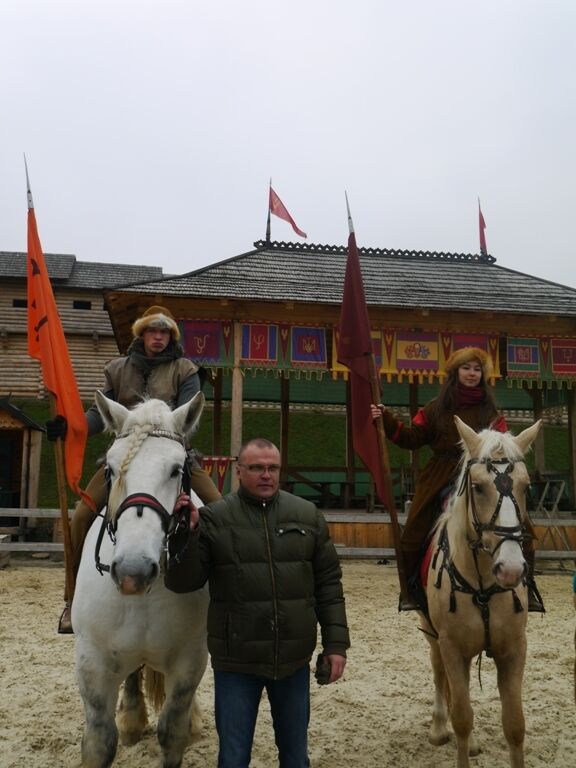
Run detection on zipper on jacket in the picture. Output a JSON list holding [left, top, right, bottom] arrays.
[[261, 501, 280, 678]]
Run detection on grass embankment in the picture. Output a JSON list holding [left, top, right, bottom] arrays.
[[13, 400, 572, 509]]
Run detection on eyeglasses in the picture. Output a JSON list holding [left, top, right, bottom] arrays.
[[238, 463, 281, 475]]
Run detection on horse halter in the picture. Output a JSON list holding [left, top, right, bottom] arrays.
[[94, 428, 192, 575], [458, 456, 528, 557]]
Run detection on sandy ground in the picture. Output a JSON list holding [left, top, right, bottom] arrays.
[[0, 559, 574, 768]]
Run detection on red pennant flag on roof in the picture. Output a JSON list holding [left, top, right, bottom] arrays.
[[478, 199, 488, 256], [269, 186, 307, 238]]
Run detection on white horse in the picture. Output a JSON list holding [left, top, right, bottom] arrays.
[[72, 392, 209, 768], [421, 416, 541, 768]]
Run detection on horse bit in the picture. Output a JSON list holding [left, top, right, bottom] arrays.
[[433, 457, 530, 657], [94, 428, 192, 575]]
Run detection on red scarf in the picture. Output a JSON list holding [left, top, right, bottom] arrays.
[[455, 384, 486, 408]]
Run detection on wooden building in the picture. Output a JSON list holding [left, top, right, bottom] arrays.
[[102, 239, 576, 507], [0, 251, 166, 400]]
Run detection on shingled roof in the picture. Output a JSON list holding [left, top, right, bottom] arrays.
[[104, 240, 576, 317], [0, 252, 166, 287]]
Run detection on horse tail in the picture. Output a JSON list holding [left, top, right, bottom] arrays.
[[144, 664, 166, 713]]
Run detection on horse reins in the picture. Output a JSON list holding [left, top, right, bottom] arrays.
[[433, 456, 529, 658], [94, 428, 192, 575]]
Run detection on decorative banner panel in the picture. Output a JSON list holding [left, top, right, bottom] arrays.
[[551, 339, 576, 376], [506, 336, 576, 385], [179, 320, 233, 366], [396, 331, 439, 372], [507, 337, 540, 377], [290, 327, 327, 368], [241, 323, 278, 365], [331, 329, 383, 375]]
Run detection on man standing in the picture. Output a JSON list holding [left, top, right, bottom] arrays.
[[167, 438, 350, 768], [49, 305, 220, 633]]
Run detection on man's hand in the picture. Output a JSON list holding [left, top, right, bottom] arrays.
[[173, 493, 199, 529], [325, 653, 347, 684], [45, 415, 68, 441]]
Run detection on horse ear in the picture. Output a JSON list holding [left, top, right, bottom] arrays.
[[95, 390, 130, 433], [454, 415, 482, 455], [514, 419, 542, 454], [172, 392, 205, 439]]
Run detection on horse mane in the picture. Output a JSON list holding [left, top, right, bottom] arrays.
[[107, 399, 177, 523]]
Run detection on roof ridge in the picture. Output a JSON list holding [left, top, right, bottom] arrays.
[[253, 239, 497, 264]]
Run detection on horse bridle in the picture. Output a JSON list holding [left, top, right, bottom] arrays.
[[94, 428, 192, 575], [432, 456, 530, 658], [458, 457, 529, 557]]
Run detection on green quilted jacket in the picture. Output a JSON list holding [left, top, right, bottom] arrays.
[[166, 487, 350, 679]]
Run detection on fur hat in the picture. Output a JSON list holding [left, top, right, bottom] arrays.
[[131, 305, 180, 341], [444, 346, 493, 381]]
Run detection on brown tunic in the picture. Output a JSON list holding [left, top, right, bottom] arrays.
[[383, 402, 502, 558]]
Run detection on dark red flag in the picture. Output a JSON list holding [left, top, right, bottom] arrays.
[[478, 200, 488, 256], [337, 215, 391, 509], [269, 186, 307, 238]]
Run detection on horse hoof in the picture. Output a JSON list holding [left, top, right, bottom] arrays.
[[119, 729, 144, 746], [429, 733, 450, 746]]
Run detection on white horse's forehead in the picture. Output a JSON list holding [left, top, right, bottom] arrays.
[[107, 433, 185, 466]]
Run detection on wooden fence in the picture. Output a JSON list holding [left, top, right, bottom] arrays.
[[1, 508, 575, 565]]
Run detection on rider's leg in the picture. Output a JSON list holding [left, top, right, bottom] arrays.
[[58, 465, 107, 633], [189, 466, 222, 504]]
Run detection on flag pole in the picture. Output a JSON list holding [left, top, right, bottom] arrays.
[[25, 158, 75, 601], [265, 178, 272, 243], [344, 195, 409, 603], [367, 356, 409, 601], [49, 393, 76, 601]]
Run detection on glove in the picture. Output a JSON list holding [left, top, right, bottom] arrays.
[[46, 415, 68, 441], [314, 653, 331, 685]]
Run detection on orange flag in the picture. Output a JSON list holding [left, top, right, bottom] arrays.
[[26, 175, 88, 496]]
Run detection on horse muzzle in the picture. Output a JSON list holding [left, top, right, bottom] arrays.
[[110, 556, 160, 595], [493, 558, 527, 589]]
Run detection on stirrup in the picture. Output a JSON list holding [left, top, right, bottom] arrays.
[[526, 579, 545, 613], [398, 593, 420, 612]]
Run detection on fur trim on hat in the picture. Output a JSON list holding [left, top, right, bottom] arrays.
[[132, 305, 180, 341], [444, 346, 492, 380]]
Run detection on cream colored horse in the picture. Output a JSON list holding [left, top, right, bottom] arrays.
[[421, 416, 541, 768]]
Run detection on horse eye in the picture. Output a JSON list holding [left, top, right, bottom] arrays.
[[170, 466, 183, 479], [471, 483, 484, 495]]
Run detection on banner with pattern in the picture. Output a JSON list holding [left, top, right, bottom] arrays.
[[179, 320, 233, 366]]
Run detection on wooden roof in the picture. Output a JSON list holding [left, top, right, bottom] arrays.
[[0, 251, 166, 287], [104, 239, 576, 310]]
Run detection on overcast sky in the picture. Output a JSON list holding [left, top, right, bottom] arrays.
[[2, 1, 575, 288]]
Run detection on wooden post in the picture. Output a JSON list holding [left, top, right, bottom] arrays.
[[530, 387, 545, 474], [367, 357, 409, 602], [280, 373, 290, 482], [230, 323, 244, 492], [567, 387, 576, 507], [212, 368, 223, 455]]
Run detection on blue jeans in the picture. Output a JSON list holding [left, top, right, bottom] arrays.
[[214, 666, 311, 768]]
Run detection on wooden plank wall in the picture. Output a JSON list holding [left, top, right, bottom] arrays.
[[0, 284, 119, 400]]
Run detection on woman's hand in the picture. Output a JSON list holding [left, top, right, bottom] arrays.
[[370, 403, 385, 422]]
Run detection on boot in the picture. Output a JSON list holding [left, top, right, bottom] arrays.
[[57, 602, 73, 634], [398, 550, 422, 612], [524, 549, 545, 613]]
